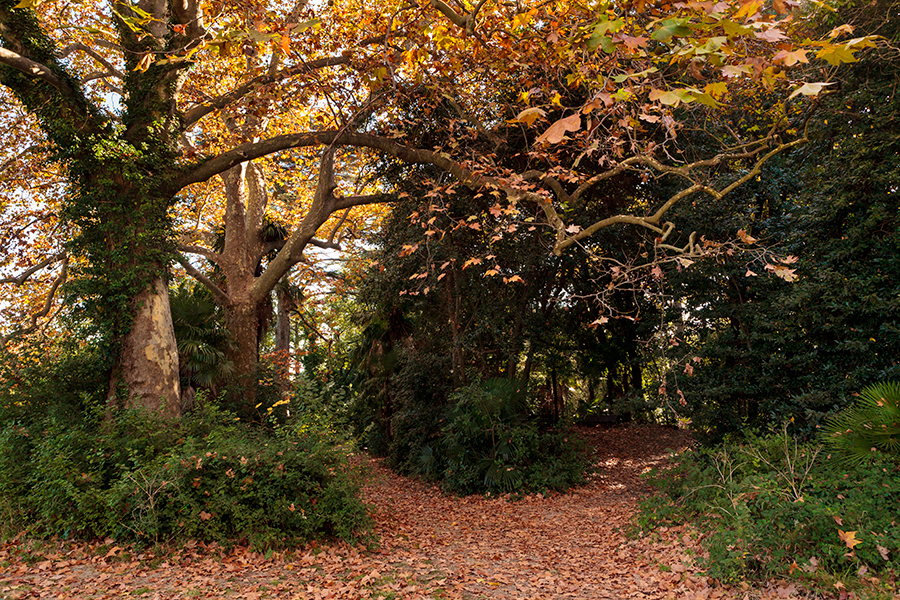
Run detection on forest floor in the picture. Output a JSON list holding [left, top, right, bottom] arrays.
[[0, 425, 819, 600]]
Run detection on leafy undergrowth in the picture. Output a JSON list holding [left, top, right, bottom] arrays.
[[0, 425, 864, 600]]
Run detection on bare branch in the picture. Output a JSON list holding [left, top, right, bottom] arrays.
[[1, 256, 68, 343], [0, 144, 42, 177], [177, 242, 221, 266], [553, 130, 810, 255], [326, 208, 351, 244], [59, 42, 125, 80], [174, 254, 230, 304], [333, 193, 385, 211], [310, 238, 341, 250]]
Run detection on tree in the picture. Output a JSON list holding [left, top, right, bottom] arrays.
[[654, 0, 900, 441], [1, 0, 871, 417]]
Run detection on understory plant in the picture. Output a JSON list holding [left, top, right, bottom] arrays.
[[823, 381, 900, 464], [0, 346, 371, 548], [638, 427, 899, 594]]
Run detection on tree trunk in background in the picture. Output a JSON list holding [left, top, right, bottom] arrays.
[[274, 279, 293, 397], [109, 276, 181, 418]]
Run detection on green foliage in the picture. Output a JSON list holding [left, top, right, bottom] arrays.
[[823, 381, 900, 464], [436, 380, 587, 495], [170, 282, 235, 393], [0, 345, 372, 548], [638, 430, 900, 590]]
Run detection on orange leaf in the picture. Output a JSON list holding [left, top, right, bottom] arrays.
[[838, 529, 861, 549]]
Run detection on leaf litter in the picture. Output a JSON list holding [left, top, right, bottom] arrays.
[[0, 425, 820, 599]]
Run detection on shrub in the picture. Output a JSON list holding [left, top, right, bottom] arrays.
[[0, 346, 372, 549], [438, 380, 588, 495], [638, 429, 900, 591]]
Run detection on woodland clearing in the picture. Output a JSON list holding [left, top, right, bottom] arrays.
[[0, 426, 825, 599]]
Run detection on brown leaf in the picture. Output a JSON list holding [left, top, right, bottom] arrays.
[[536, 114, 582, 144]]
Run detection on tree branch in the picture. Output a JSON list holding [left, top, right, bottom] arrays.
[[0, 47, 77, 99], [310, 238, 341, 250], [181, 56, 350, 128], [333, 193, 385, 211], [1, 255, 68, 343], [0, 252, 66, 285], [175, 254, 230, 304], [177, 242, 221, 266], [59, 42, 126, 80], [553, 130, 810, 255]]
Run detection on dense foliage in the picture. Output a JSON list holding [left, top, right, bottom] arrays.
[[0, 344, 371, 549], [638, 429, 900, 593], [655, 1, 900, 443]]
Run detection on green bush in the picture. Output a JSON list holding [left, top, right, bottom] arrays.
[[438, 380, 588, 495], [119, 411, 372, 548], [638, 429, 900, 591], [0, 345, 372, 549]]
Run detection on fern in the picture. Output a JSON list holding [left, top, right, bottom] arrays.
[[823, 381, 900, 463]]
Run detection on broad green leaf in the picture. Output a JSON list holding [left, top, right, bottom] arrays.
[[651, 18, 691, 42]]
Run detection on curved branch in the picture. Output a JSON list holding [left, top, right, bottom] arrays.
[[333, 193, 385, 211], [553, 130, 810, 255], [59, 42, 125, 80], [0, 252, 66, 285], [0, 144, 42, 177], [177, 242, 221, 266], [181, 55, 350, 128], [310, 238, 341, 250], [0, 47, 77, 99], [1, 255, 68, 343]]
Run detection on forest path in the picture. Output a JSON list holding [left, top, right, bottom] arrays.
[[0, 425, 809, 600]]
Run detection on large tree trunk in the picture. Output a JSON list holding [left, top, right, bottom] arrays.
[[108, 277, 181, 418], [225, 299, 260, 409]]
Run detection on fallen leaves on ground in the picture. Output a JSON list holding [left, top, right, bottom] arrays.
[[0, 425, 824, 599]]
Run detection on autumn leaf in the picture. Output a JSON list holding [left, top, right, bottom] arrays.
[[589, 316, 609, 327], [536, 114, 582, 144], [774, 49, 809, 66], [838, 529, 862, 549], [511, 107, 546, 126], [737, 228, 757, 244], [754, 27, 789, 42], [789, 81, 835, 100]]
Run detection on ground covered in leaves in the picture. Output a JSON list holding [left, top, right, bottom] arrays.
[[0, 425, 819, 599]]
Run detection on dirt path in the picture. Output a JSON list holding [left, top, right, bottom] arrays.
[[0, 425, 808, 600]]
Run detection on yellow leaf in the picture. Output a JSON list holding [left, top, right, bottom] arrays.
[[734, 0, 761, 20], [789, 81, 835, 100], [136, 53, 154, 72], [511, 107, 546, 126], [703, 81, 729, 99], [13, 0, 41, 8], [838, 529, 862, 549]]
